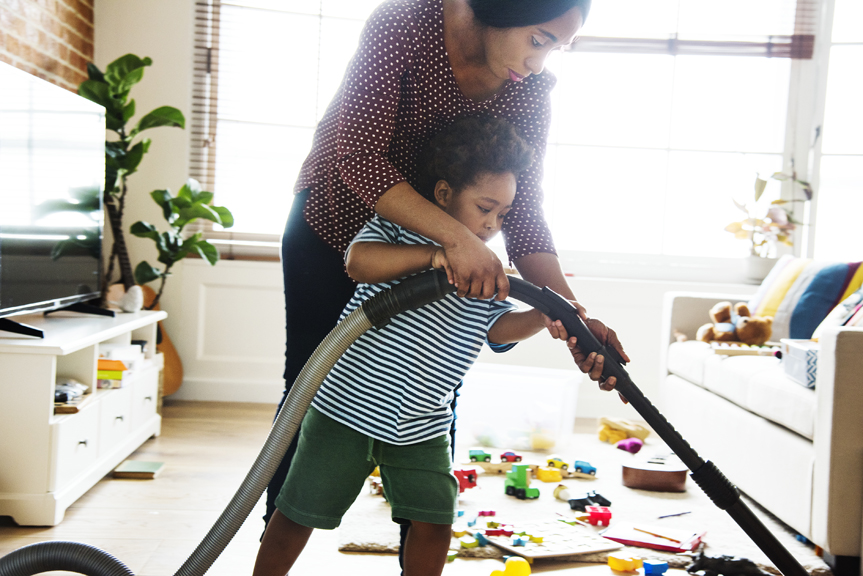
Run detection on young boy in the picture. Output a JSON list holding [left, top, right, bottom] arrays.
[[252, 117, 576, 576]]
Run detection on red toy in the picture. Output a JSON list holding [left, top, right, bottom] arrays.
[[454, 468, 478, 493], [500, 451, 523, 462], [586, 505, 612, 526], [478, 510, 496, 516]]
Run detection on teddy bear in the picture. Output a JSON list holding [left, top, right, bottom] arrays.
[[696, 301, 773, 346]]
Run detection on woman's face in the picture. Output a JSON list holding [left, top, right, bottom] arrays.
[[435, 172, 517, 243], [482, 7, 584, 83]]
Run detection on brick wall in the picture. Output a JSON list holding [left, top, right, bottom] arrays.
[[0, 0, 94, 92]]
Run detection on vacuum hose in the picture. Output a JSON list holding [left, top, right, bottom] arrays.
[[0, 270, 808, 576]]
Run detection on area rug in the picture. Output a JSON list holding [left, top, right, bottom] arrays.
[[338, 433, 831, 575]]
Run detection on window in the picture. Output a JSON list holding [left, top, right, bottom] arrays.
[[193, 0, 838, 279], [811, 0, 863, 262]]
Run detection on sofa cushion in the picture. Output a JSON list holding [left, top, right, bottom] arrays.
[[667, 341, 815, 440], [702, 353, 779, 408], [666, 341, 713, 386], [746, 364, 816, 439]]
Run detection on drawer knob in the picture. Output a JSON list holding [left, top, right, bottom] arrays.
[[144, 396, 153, 402], [78, 439, 88, 447], [115, 415, 124, 421]]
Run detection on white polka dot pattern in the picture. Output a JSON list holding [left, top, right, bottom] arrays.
[[296, 0, 558, 260]]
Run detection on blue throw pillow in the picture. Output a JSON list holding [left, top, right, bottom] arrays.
[[789, 263, 851, 339]]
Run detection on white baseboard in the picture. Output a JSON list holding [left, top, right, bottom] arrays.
[[168, 377, 284, 404]]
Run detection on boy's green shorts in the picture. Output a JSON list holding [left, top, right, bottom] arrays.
[[276, 406, 459, 529]]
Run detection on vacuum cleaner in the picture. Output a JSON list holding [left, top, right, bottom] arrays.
[[0, 269, 809, 576]]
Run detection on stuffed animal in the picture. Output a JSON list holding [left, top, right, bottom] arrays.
[[696, 301, 773, 346]]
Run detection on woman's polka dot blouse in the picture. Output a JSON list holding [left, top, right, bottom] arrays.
[[296, 0, 558, 261]]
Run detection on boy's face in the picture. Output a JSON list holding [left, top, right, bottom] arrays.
[[435, 172, 516, 243]]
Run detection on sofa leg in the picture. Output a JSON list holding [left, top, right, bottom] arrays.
[[822, 552, 860, 576]]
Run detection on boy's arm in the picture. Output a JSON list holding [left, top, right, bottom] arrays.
[[346, 241, 446, 284], [488, 309, 572, 345]]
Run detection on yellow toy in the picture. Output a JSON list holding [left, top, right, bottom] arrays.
[[535, 466, 563, 483], [608, 554, 643, 572], [460, 535, 479, 548], [598, 424, 627, 444], [599, 416, 650, 444], [491, 556, 532, 576]]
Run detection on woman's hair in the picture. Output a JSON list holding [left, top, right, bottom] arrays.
[[416, 116, 534, 202], [468, 0, 591, 28]]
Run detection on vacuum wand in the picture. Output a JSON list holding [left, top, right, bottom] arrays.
[[507, 277, 808, 576]]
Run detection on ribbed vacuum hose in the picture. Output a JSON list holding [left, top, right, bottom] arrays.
[[172, 308, 373, 576], [0, 541, 134, 576]]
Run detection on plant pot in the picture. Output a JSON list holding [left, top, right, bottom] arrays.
[[746, 255, 777, 284]]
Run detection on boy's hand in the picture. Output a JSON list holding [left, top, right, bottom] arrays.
[[430, 247, 454, 286], [542, 315, 575, 344]]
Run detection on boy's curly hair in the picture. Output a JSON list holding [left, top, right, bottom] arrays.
[[416, 116, 534, 202]]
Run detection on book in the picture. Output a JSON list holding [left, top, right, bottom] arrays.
[[97, 358, 128, 371], [600, 522, 705, 553], [113, 460, 164, 479], [97, 369, 125, 380]]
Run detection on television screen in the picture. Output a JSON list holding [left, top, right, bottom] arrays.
[[0, 62, 105, 319]]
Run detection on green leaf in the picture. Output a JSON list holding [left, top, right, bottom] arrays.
[[122, 138, 151, 175], [212, 205, 234, 228], [104, 54, 152, 98], [150, 189, 175, 221], [180, 178, 202, 201], [195, 240, 219, 265], [177, 203, 219, 229], [132, 106, 185, 137], [175, 233, 203, 261], [86, 62, 105, 83], [134, 261, 162, 285], [130, 221, 160, 240], [195, 191, 215, 205], [78, 80, 124, 130], [123, 99, 136, 123]]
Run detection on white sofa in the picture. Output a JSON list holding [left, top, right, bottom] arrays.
[[659, 291, 863, 575]]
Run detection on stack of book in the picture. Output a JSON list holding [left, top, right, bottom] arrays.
[[97, 358, 130, 389]]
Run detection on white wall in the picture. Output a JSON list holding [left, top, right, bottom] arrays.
[[93, 1, 758, 420]]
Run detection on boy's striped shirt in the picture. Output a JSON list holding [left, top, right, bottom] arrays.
[[311, 216, 517, 445]]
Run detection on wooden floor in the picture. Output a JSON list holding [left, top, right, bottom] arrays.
[[0, 401, 680, 575]]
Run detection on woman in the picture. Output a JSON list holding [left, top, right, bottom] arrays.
[[269, 0, 628, 566]]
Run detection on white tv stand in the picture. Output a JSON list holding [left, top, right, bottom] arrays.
[[0, 310, 166, 526]]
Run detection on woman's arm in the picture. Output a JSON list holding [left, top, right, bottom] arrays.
[[346, 241, 444, 284], [375, 182, 509, 300]]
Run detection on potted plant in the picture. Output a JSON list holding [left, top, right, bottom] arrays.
[[724, 169, 813, 281], [77, 54, 185, 303]]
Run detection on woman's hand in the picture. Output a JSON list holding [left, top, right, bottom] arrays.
[[566, 316, 630, 403], [442, 230, 509, 300]]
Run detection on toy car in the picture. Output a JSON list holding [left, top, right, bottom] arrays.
[[500, 451, 522, 462], [546, 456, 569, 470], [453, 469, 478, 493], [469, 449, 492, 462], [504, 464, 540, 500], [573, 460, 596, 475]]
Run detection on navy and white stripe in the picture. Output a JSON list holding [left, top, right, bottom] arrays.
[[311, 216, 517, 445]]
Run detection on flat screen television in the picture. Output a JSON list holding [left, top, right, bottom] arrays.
[[0, 62, 105, 335]]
